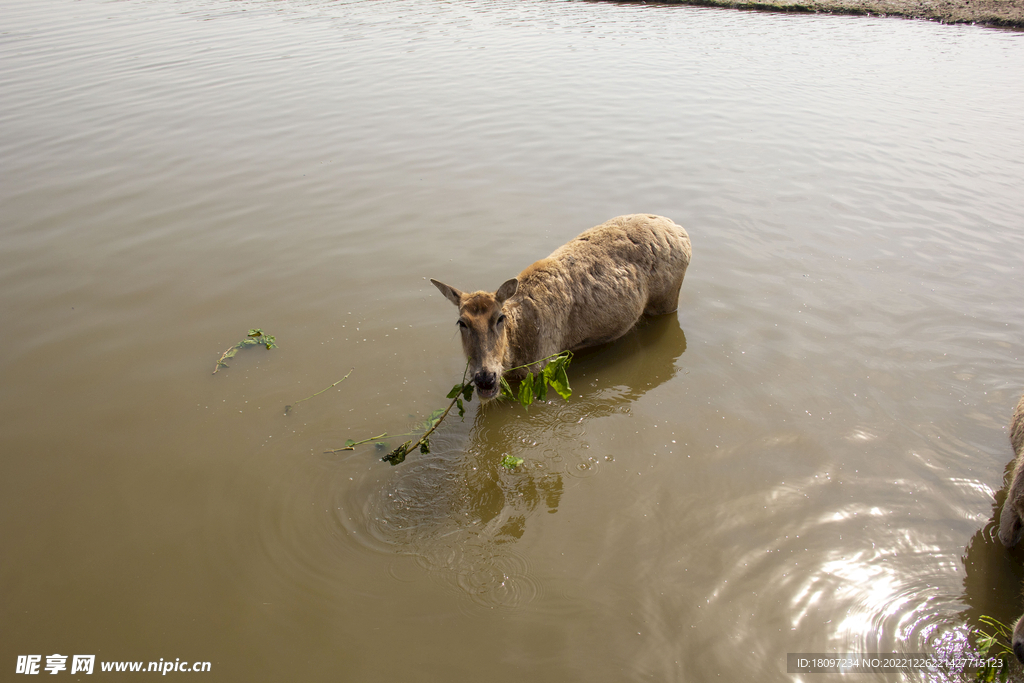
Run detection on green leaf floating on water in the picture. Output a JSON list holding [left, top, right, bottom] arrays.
[[423, 408, 446, 431], [213, 328, 277, 374], [500, 454, 524, 470], [248, 329, 276, 349]]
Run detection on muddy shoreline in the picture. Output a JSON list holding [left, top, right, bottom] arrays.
[[610, 0, 1024, 28]]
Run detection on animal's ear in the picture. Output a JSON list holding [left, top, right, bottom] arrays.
[[494, 278, 519, 304], [430, 279, 463, 307]]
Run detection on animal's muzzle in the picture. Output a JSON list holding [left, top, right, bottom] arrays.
[[474, 371, 499, 399]]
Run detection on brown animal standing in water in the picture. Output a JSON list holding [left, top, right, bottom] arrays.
[[997, 390, 1024, 663], [431, 214, 691, 400]]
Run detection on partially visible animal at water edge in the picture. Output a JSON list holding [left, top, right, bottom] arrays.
[[430, 214, 691, 400], [999, 392, 1024, 548], [996, 390, 1024, 663]]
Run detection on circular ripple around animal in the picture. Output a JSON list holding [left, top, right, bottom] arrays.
[[350, 446, 545, 611], [451, 549, 541, 610]]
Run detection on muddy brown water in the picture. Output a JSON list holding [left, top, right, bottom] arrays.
[[2, 1, 1024, 681]]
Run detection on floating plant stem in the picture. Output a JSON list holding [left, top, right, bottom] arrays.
[[213, 329, 277, 374], [325, 432, 390, 454], [285, 369, 353, 415]]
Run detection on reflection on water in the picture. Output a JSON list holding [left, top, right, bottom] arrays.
[[350, 316, 687, 608], [962, 479, 1024, 627], [951, 467, 1024, 679]]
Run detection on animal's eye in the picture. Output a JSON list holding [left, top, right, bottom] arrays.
[[457, 320, 468, 329], [496, 314, 506, 326]]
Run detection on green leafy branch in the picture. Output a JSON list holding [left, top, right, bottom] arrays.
[[374, 362, 474, 466], [324, 361, 475, 464], [213, 329, 277, 374], [324, 411, 445, 456], [975, 615, 1013, 682], [499, 351, 573, 408], [334, 350, 574, 468]]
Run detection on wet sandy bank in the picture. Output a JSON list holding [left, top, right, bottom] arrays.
[[611, 0, 1024, 28]]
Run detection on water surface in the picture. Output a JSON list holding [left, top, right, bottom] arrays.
[[2, 0, 1024, 680]]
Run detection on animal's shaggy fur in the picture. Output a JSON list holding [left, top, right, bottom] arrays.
[[431, 214, 691, 399], [1000, 392, 1024, 548], [998, 390, 1024, 663]]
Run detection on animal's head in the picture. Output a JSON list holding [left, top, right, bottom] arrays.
[[430, 277, 519, 400]]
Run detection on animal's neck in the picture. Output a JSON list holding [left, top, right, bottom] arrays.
[[500, 297, 539, 372], [500, 299, 521, 367]]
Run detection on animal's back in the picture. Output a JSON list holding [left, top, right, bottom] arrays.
[[507, 214, 690, 365]]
